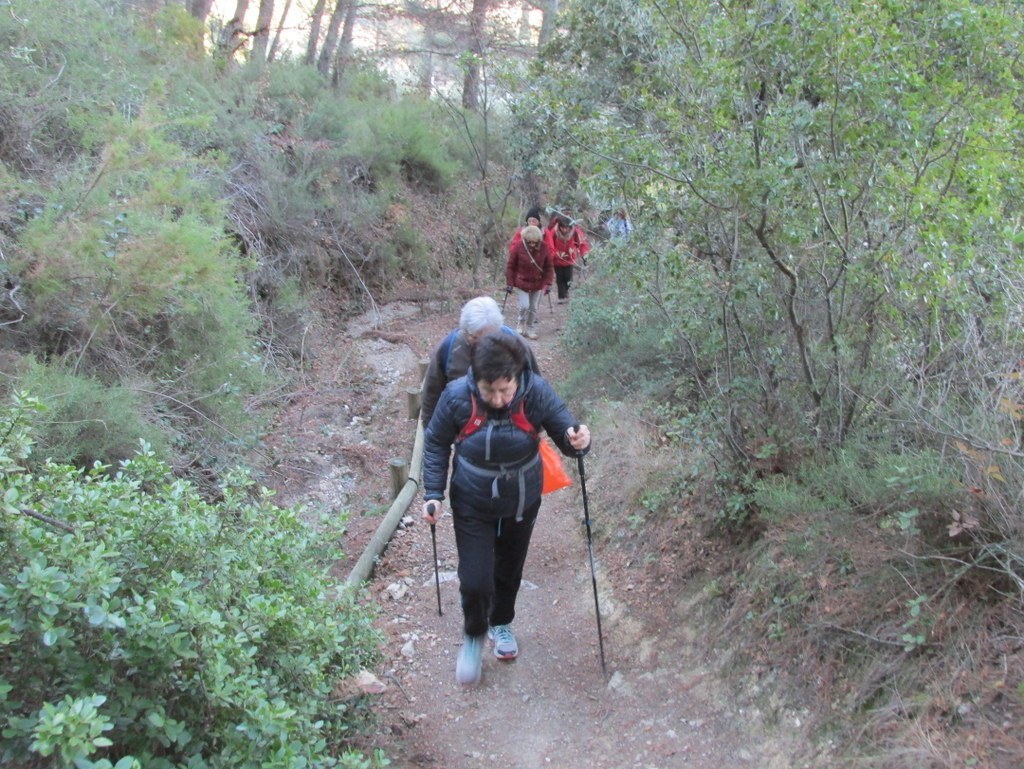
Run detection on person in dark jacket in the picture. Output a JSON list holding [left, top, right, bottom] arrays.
[[420, 296, 539, 427], [422, 333, 591, 686], [505, 225, 553, 340], [506, 206, 545, 252]]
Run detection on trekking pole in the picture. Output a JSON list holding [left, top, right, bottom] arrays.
[[502, 286, 512, 313], [575, 438, 607, 677], [426, 502, 443, 616]]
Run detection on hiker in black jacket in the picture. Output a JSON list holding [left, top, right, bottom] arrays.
[[422, 333, 591, 686], [420, 296, 539, 427]]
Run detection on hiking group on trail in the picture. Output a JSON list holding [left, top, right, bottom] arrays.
[[419, 294, 591, 686], [503, 206, 592, 341]]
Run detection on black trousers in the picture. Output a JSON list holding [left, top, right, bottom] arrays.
[[451, 499, 541, 637], [554, 265, 574, 299]]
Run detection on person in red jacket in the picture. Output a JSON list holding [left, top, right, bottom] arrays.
[[505, 225, 553, 340], [545, 213, 589, 303]]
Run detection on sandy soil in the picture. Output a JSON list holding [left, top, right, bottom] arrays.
[[256, 289, 826, 769]]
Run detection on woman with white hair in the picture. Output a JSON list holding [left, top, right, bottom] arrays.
[[420, 296, 539, 426], [505, 225, 553, 340]]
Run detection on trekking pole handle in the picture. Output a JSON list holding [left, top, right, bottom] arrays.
[[427, 501, 439, 518]]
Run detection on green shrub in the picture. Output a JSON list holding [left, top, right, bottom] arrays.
[[752, 444, 965, 540], [342, 100, 461, 195], [0, 395, 382, 767], [13, 360, 168, 469], [560, 278, 678, 403]]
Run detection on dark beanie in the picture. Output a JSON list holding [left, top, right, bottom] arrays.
[[525, 206, 543, 223]]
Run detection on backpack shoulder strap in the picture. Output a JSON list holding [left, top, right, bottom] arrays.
[[440, 329, 459, 378], [510, 399, 538, 441], [457, 392, 486, 442], [457, 392, 538, 442]]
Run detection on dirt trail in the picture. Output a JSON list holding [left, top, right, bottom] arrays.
[[259, 293, 821, 769]]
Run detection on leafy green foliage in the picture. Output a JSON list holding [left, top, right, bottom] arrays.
[[531, 0, 1024, 543], [528, 1, 1024, 760], [0, 396, 382, 767], [0, 1, 496, 471]]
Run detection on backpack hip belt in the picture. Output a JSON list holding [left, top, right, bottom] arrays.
[[456, 451, 540, 521]]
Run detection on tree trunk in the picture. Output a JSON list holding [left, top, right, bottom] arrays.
[[536, 0, 558, 48], [418, 51, 434, 97], [305, 0, 328, 66], [331, 1, 359, 87], [251, 0, 275, 62], [218, 0, 252, 61], [461, 0, 489, 111], [268, 0, 293, 62], [318, 0, 348, 77]]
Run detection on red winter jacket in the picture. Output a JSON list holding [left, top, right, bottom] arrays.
[[506, 236, 554, 292], [545, 224, 590, 268]]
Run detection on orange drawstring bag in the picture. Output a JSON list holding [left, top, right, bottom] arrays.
[[539, 436, 572, 494]]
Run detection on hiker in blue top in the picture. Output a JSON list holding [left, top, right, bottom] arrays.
[[422, 333, 591, 686], [419, 296, 539, 427], [605, 206, 633, 241]]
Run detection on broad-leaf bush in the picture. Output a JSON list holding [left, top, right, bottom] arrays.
[[526, 0, 1024, 762], [0, 396, 382, 767]]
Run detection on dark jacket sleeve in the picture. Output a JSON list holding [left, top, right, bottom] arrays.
[[422, 380, 467, 501], [505, 242, 520, 289], [420, 336, 450, 427], [527, 374, 590, 458]]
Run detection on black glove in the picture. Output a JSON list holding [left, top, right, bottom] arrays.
[[505, 286, 514, 293]]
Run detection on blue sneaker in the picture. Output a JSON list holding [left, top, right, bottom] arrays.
[[488, 624, 518, 660], [456, 634, 483, 685]]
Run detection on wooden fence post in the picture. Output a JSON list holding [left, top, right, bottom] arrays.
[[388, 457, 408, 500], [406, 387, 421, 420]]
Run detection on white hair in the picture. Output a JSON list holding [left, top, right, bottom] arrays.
[[459, 296, 504, 335]]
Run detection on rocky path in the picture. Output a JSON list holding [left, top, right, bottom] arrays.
[[258, 292, 820, 769]]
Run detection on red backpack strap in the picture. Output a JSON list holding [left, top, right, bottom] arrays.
[[457, 393, 537, 441], [457, 392, 486, 441], [510, 399, 538, 441]]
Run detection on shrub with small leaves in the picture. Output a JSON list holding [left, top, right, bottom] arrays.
[[0, 395, 382, 767]]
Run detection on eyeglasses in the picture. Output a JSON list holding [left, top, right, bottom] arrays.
[[525, 240, 540, 246]]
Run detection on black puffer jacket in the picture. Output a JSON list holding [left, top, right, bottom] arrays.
[[423, 367, 586, 519]]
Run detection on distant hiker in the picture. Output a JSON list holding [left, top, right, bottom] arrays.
[[420, 296, 539, 427], [605, 207, 633, 241], [545, 213, 590, 303], [507, 206, 545, 253], [524, 205, 544, 229], [505, 224, 553, 340], [421, 332, 591, 686]]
